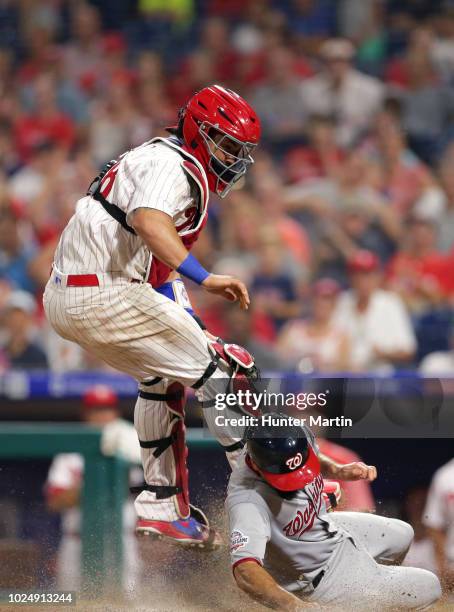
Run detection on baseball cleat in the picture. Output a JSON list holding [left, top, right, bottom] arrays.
[[136, 516, 222, 550]]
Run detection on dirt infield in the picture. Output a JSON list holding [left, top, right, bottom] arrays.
[[0, 540, 264, 612], [1, 505, 452, 612]]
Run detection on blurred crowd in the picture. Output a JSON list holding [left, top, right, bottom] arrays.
[[2, 0, 454, 374]]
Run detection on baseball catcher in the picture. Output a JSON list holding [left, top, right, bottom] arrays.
[[44, 85, 260, 548]]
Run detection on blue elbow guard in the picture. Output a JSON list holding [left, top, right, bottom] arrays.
[[155, 279, 194, 315]]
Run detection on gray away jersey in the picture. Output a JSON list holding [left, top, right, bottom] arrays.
[[226, 451, 345, 592]]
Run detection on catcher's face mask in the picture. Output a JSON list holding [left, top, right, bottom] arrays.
[[178, 85, 260, 198], [199, 123, 256, 198]]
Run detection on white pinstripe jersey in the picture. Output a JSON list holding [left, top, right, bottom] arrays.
[[53, 138, 209, 281]]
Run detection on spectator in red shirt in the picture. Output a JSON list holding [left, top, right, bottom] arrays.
[[385, 26, 435, 90], [14, 73, 75, 162], [232, 5, 306, 88], [283, 114, 344, 185], [206, 0, 258, 18], [168, 50, 216, 108], [199, 17, 239, 85], [387, 215, 454, 309], [387, 215, 454, 361]]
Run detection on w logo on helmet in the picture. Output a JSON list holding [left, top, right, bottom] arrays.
[[286, 452, 303, 470]]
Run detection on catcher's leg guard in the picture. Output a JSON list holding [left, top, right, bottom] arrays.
[[133, 379, 189, 521], [133, 378, 222, 549]]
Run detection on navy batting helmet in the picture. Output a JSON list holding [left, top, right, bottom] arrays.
[[246, 413, 320, 492]]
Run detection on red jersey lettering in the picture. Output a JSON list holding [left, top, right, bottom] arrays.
[[99, 162, 120, 199], [283, 475, 324, 538]]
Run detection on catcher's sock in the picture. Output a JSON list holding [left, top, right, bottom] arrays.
[[134, 492, 179, 522]]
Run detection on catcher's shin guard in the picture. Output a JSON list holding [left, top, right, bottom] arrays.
[[133, 380, 190, 520], [133, 378, 222, 549]]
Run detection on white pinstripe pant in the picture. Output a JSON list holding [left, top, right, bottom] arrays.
[[44, 276, 239, 521]]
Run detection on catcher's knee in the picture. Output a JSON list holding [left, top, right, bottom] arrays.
[[191, 339, 259, 393]]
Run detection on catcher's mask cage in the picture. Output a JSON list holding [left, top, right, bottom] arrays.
[[198, 122, 256, 198], [246, 413, 320, 492]]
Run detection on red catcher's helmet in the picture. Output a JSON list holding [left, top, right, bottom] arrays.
[[83, 385, 118, 409], [246, 413, 320, 492], [180, 84, 261, 198]]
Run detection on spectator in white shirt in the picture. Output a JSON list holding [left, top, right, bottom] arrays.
[[423, 458, 454, 591], [333, 250, 416, 372], [277, 278, 350, 372], [300, 38, 384, 147]]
